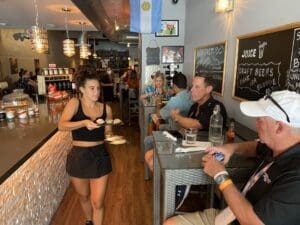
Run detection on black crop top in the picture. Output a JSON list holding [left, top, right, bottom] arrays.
[[71, 100, 106, 141]]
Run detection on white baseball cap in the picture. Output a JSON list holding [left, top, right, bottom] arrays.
[[240, 90, 300, 128]]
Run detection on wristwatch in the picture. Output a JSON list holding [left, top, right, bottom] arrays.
[[214, 174, 230, 185]]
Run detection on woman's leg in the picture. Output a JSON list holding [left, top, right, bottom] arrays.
[[70, 177, 93, 221], [90, 174, 109, 225]]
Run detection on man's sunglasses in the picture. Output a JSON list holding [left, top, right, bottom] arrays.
[[264, 91, 290, 123]]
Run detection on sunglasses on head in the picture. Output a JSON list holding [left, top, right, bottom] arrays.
[[264, 90, 290, 123]]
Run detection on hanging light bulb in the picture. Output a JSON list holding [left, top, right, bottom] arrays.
[[78, 21, 90, 59], [115, 18, 120, 31], [62, 7, 75, 57], [30, 0, 49, 53], [63, 39, 75, 57], [92, 39, 98, 59], [80, 44, 89, 59]]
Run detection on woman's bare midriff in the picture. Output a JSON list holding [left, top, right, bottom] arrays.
[[72, 140, 104, 147]]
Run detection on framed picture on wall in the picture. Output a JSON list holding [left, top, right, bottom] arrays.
[[9, 57, 18, 74], [155, 20, 179, 37], [161, 46, 184, 64], [193, 42, 227, 96]]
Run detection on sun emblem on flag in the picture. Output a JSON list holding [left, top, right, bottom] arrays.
[[141, 1, 151, 11]]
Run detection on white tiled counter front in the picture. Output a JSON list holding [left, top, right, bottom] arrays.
[[0, 131, 72, 225]]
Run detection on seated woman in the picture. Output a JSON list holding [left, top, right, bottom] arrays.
[[140, 71, 166, 102], [127, 69, 139, 97]]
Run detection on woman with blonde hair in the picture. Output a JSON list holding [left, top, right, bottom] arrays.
[[140, 71, 166, 101]]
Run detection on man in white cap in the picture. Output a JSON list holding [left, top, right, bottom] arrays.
[[164, 90, 300, 225]]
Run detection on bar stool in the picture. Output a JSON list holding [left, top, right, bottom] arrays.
[[128, 88, 139, 126]]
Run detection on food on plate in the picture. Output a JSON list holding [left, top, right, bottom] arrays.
[[106, 119, 113, 125], [96, 118, 105, 125], [113, 118, 122, 125]]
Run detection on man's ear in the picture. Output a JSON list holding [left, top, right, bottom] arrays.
[[79, 86, 84, 94], [275, 121, 285, 134], [206, 85, 213, 94]]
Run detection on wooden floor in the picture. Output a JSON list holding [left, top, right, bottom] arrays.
[[50, 102, 153, 225]]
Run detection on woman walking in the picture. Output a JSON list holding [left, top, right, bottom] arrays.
[[59, 65, 113, 225]]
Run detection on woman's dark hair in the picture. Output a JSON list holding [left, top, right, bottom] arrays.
[[76, 64, 100, 89]]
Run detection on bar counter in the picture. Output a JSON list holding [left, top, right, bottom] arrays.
[[0, 103, 57, 184], [0, 99, 73, 225]]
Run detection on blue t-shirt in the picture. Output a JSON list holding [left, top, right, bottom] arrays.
[[159, 89, 193, 129]]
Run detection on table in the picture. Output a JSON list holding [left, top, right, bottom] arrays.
[[152, 131, 256, 225]]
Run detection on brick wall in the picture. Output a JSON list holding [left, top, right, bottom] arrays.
[[0, 131, 72, 225]]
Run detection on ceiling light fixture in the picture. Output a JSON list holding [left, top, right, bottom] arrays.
[[62, 7, 75, 57], [215, 0, 234, 13], [115, 18, 120, 31], [29, 0, 49, 54], [92, 39, 98, 59], [78, 21, 90, 59]]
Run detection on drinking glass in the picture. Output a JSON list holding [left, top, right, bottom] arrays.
[[185, 128, 197, 144]]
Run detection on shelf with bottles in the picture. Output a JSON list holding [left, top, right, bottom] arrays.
[[44, 75, 72, 82], [37, 74, 72, 95], [41, 67, 70, 76]]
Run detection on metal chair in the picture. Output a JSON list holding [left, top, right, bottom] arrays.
[[128, 88, 139, 126]]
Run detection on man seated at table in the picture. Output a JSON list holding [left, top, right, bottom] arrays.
[[169, 74, 227, 209], [164, 90, 300, 225], [169, 74, 227, 131], [144, 72, 193, 169], [145, 74, 227, 209], [152, 72, 193, 131]]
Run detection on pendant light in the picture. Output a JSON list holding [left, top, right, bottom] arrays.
[[29, 0, 49, 54], [79, 21, 90, 59], [62, 7, 75, 57], [92, 39, 97, 59]]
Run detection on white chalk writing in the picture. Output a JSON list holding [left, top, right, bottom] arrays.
[[237, 62, 281, 94], [241, 49, 257, 58]]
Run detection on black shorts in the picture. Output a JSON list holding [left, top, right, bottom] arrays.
[[66, 144, 112, 179]]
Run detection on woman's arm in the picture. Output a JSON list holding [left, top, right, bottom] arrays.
[[140, 92, 153, 101], [58, 98, 97, 131], [105, 104, 113, 136]]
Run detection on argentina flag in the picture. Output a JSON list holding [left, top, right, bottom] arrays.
[[130, 0, 162, 33]]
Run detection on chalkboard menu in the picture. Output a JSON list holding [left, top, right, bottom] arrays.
[[233, 23, 300, 100], [194, 42, 226, 95]]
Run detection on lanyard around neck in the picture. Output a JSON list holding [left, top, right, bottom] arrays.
[[242, 161, 274, 195]]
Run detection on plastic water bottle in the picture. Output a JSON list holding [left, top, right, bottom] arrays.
[[209, 105, 223, 146]]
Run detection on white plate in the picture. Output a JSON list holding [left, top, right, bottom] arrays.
[[105, 135, 124, 141], [110, 139, 126, 145]]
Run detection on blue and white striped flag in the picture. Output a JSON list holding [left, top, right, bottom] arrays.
[[130, 0, 162, 33]]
